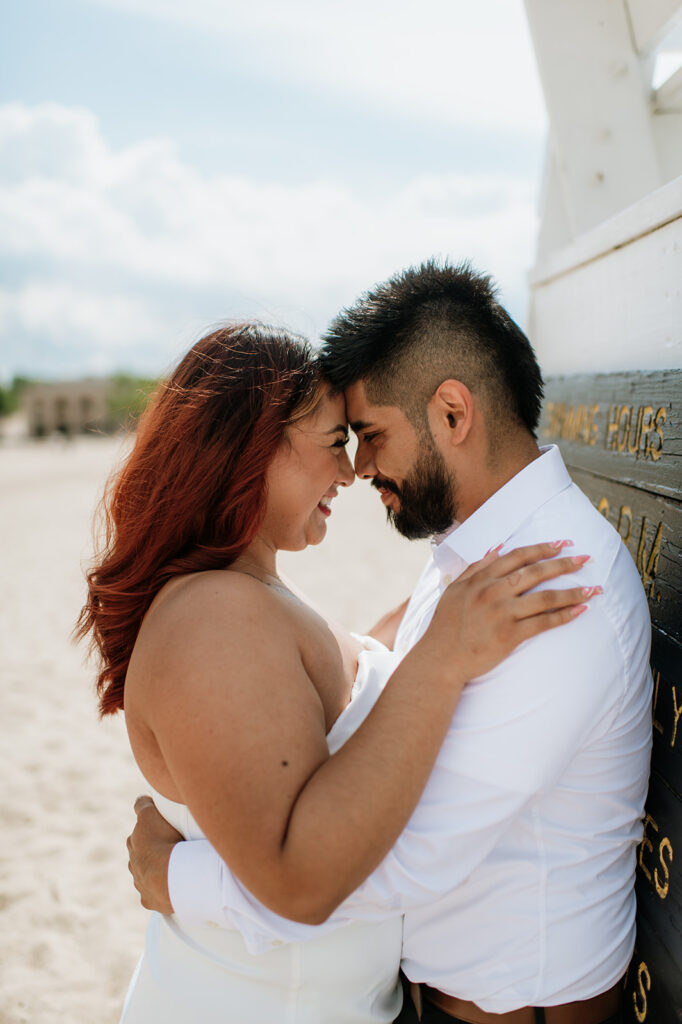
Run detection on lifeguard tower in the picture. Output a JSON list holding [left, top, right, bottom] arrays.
[[523, 3, 682, 1020]]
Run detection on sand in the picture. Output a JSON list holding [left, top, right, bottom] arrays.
[[0, 435, 429, 1024]]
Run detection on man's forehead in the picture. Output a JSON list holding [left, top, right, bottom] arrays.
[[344, 380, 398, 430], [343, 382, 370, 430]]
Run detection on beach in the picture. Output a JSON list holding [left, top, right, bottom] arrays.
[[0, 435, 429, 1024]]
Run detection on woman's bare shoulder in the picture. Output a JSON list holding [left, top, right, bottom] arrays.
[[152, 569, 282, 618], [138, 570, 298, 666]]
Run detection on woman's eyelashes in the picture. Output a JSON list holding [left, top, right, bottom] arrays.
[[331, 436, 349, 448]]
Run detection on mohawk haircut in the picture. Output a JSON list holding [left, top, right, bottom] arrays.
[[320, 259, 544, 439]]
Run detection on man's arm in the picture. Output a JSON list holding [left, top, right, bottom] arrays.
[[365, 597, 411, 650], [127, 796, 178, 915], [129, 590, 628, 949]]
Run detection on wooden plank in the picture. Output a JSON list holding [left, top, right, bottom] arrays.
[[523, 0, 661, 237], [564, 468, 682, 644], [624, 909, 682, 1021], [539, 371, 682, 500], [636, 771, 682, 918], [529, 175, 682, 288], [626, 0, 682, 56], [542, 369, 682, 1017], [652, 111, 682, 186], [535, 144, 573, 261], [654, 63, 682, 112], [650, 631, 682, 792], [528, 211, 682, 375]]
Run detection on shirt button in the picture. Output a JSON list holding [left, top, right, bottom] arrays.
[[272, 939, 284, 947], [443, 574, 453, 586]]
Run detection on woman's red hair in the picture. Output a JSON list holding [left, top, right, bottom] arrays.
[[76, 323, 321, 716]]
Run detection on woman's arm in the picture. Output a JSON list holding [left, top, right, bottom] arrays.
[[137, 544, 591, 924]]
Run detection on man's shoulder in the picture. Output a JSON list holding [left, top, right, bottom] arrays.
[[502, 481, 651, 694], [512, 480, 622, 577]]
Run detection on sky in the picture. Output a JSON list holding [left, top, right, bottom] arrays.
[[0, 0, 549, 380]]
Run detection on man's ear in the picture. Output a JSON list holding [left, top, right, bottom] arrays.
[[427, 379, 474, 448]]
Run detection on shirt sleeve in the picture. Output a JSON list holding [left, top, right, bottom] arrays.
[[335, 600, 627, 919], [168, 597, 627, 947], [168, 837, 346, 952]]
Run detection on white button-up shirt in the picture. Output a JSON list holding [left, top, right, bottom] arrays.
[[168, 445, 652, 1011]]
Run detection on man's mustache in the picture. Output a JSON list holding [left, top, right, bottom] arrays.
[[371, 477, 401, 498]]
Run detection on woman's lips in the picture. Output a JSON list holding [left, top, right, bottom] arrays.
[[317, 495, 334, 517]]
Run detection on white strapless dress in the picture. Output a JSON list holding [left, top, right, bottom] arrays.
[[120, 638, 404, 1024]]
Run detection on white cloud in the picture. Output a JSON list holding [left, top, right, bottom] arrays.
[[0, 283, 164, 351], [79, 0, 546, 134], [0, 102, 539, 375]]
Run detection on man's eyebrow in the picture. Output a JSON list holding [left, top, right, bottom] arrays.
[[349, 420, 372, 432], [324, 423, 349, 435]]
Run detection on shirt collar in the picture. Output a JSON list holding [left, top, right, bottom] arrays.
[[432, 445, 572, 577]]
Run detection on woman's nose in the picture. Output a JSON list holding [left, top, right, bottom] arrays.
[[337, 447, 355, 486]]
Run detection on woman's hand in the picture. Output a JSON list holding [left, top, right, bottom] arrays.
[[422, 541, 600, 686]]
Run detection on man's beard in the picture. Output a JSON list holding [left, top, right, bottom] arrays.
[[374, 443, 456, 540]]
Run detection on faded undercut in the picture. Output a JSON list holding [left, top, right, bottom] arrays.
[[320, 259, 544, 441]]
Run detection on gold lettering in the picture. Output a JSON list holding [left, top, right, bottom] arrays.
[[574, 405, 587, 443], [636, 519, 662, 597], [654, 837, 673, 899], [638, 814, 657, 883], [617, 505, 632, 545], [552, 402, 567, 439], [548, 396, 664, 458], [645, 407, 666, 461], [651, 671, 664, 735], [563, 405, 577, 441], [671, 685, 681, 749], [598, 497, 609, 518], [606, 404, 620, 450], [588, 404, 600, 446], [639, 406, 653, 458], [617, 406, 632, 452], [633, 961, 651, 1022], [628, 406, 644, 455]]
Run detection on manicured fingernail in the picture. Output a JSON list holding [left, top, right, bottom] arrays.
[[582, 585, 603, 597], [570, 604, 588, 617], [572, 555, 590, 566], [551, 539, 574, 549], [485, 543, 504, 555]]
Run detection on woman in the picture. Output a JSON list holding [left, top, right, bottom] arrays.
[[77, 324, 592, 1023]]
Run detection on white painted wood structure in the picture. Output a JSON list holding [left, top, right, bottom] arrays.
[[524, 0, 682, 376], [523, 5, 682, 1020]]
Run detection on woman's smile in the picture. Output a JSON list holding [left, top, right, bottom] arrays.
[[317, 493, 336, 518]]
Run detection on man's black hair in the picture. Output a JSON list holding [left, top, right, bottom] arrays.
[[320, 259, 544, 438]]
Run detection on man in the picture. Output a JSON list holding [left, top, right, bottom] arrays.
[[128, 261, 652, 1023]]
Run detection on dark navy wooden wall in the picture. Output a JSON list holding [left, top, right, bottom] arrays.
[[540, 370, 682, 1023]]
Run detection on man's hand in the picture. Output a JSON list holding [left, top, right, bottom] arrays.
[[126, 795, 183, 915]]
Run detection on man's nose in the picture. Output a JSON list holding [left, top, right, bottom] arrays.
[[354, 443, 376, 480]]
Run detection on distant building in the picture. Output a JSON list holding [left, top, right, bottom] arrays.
[[22, 379, 116, 438]]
